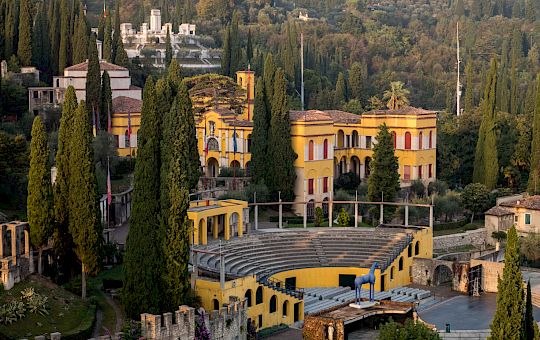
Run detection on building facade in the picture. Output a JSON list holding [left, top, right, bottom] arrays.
[[28, 60, 142, 117], [485, 195, 540, 243]]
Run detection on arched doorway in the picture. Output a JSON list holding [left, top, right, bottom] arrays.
[[283, 300, 289, 317], [245, 289, 253, 307], [307, 200, 315, 218], [230, 160, 241, 169], [364, 157, 372, 178], [350, 156, 360, 176], [207, 158, 219, 177], [230, 212, 239, 237], [337, 130, 345, 148], [433, 265, 453, 286], [339, 156, 347, 175]]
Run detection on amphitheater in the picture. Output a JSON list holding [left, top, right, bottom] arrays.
[[191, 225, 434, 333]]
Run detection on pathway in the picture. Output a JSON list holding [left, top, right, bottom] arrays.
[[92, 308, 103, 338], [105, 293, 123, 333]]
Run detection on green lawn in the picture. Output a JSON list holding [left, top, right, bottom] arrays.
[[0, 275, 95, 339], [433, 221, 484, 237]]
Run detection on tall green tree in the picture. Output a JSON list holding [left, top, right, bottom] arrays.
[[72, 5, 88, 64], [48, 0, 60, 76], [103, 14, 113, 62], [367, 124, 400, 202], [123, 77, 164, 318], [263, 53, 276, 112], [28, 116, 54, 274], [17, 0, 32, 66], [221, 26, 231, 76], [167, 59, 183, 90], [53, 86, 78, 281], [246, 29, 253, 64], [86, 35, 101, 125], [349, 61, 366, 103], [268, 68, 297, 201], [528, 74, 540, 194], [163, 90, 195, 309], [32, 1, 51, 76], [58, 0, 70, 73], [334, 72, 347, 106], [490, 226, 523, 340], [251, 78, 270, 185], [112, 0, 121, 62], [165, 27, 172, 67], [100, 71, 112, 131], [473, 59, 499, 190], [68, 100, 102, 299], [113, 37, 129, 67], [229, 11, 241, 76], [522, 280, 539, 340]]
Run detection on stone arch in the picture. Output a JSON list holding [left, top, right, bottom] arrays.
[[269, 295, 277, 313], [207, 157, 219, 177], [245, 289, 253, 307], [337, 130, 345, 148], [282, 300, 289, 317], [433, 264, 453, 286], [350, 156, 361, 176], [230, 160, 241, 169]]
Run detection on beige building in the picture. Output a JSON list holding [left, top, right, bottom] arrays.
[[485, 195, 540, 243]]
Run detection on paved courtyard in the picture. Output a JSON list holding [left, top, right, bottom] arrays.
[[419, 292, 540, 330]]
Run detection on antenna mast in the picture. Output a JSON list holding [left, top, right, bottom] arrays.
[[301, 32, 305, 112], [456, 22, 462, 116]]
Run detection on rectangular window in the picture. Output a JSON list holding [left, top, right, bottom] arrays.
[[404, 165, 411, 181], [323, 177, 328, 193], [428, 164, 433, 178], [308, 179, 314, 195], [258, 315, 262, 328], [418, 165, 423, 179], [515, 215, 519, 223], [366, 136, 372, 149], [115, 135, 119, 148], [33, 91, 39, 99], [525, 213, 531, 225]]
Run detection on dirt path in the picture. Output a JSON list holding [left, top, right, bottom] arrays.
[[105, 293, 123, 333], [92, 308, 103, 338]]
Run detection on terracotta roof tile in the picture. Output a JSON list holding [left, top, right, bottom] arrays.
[[323, 110, 361, 123], [64, 60, 128, 72], [485, 206, 514, 216], [363, 106, 437, 116], [499, 195, 540, 211], [289, 110, 333, 122], [112, 96, 142, 113]]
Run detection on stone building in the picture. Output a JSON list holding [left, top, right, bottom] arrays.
[[485, 195, 540, 242], [1, 221, 34, 290]]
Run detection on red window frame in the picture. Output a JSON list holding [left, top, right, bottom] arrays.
[[308, 179, 314, 195]]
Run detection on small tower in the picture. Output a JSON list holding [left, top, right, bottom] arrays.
[[236, 69, 255, 121], [150, 9, 161, 32]]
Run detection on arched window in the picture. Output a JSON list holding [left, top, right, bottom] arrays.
[[207, 137, 219, 151], [418, 132, 423, 149], [125, 130, 130, 148], [269, 295, 277, 313], [429, 131, 433, 148], [256, 286, 263, 304], [213, 299, 219, 310], [245, 289, 253, 307], [282, 301, 289, 317], [392, 131, 397, 149], [415, 241, 420, 255], [405, 132, 411, 150], [399, 257, 404, 271], [209, 121, 216, 135], [308, 140, 314, 160], [408, 244, 412, 257], [323, 139, 329, 159], [390, 266, 394, 280], [352, 131, 359, 147]]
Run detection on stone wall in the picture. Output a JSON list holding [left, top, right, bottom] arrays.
[[141, 299, 247, 340], [303, 315, 345, 340], [433, 228, 487, 250], [470, 259, 504, 293]]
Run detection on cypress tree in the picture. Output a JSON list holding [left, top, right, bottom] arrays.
[[246, 29, 253, 64], [349, 61, 366, 102], [367, 124, 400, 202], [174, 0, 182, 29], [123, 77, 164, 318], [68, 100, 102, 299], [100, 71, 112, 131], [268, 68, 297, 201], [4, 0, 19, 59], [97, 11, 105, 42], [229, 11, 241, 76], [165, 27, 172, 67], [464, 61, 475, 112], [522, 280, 538, 340], [221, 26, 231, 76], [103, 14, 113, 62], [54, 86, 77, 281], [251, 77, 270, 185], [113, 37, 129, 67], [86, 35, 101, 124], [17, 0, 32, 66], [163, 91, 195, 309], [72, 5, 88, 64], [334, 72, 347, 106], [528, 74, 540, 194], [263, 53, 276, 112], [32, 1, 51, 76], [490, 226, 523, 340], [167, 59, 183, 91], [28, 116, 54, 274], [112, 0, 121, 62], [473, 58, 499, 190], [58, 0, 70, 73], [49, 0, 60, 76]]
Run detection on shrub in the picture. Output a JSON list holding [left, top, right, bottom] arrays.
[[379, 319, 440, 339], [314, 207, 324, 227], [410, 179, 426, 198], [334, 172, 361, 191], [428, 180, 448, 196], [337, 208, 350, 227]]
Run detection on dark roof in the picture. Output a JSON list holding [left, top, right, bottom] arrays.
[[289, 110, 334, 122], [228, 120, 253, 127], [362, 106, 437, 116], [485, 206, 513, 216], [65, 60, 128, 72], [500, 196, 540, 211], [112, 96, 142, 113], [323, 110, 361, 123]]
